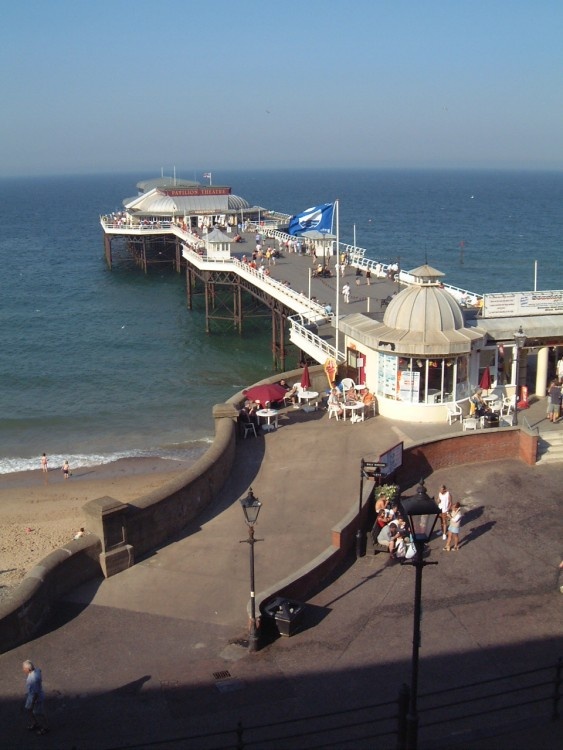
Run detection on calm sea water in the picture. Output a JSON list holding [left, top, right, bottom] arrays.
[[0, 169, 561, 473]]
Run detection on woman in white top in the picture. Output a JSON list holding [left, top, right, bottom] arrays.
[[437, 485, 452, 541]]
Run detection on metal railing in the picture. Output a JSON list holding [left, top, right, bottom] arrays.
[[102, 658, 561, 749]]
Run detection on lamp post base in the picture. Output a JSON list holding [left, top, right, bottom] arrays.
[[248, 629, 260, 652]]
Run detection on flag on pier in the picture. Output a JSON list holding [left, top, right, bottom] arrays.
[[288, 203, 334, 236], [203, 172, 211, 179]]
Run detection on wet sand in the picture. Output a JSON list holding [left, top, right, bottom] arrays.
[[0, 457, 195, 599]]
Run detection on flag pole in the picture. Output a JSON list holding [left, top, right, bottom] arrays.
[[335, 199, 340, 357]]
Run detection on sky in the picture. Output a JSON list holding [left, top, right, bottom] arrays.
[[1, 0, 562, 177]]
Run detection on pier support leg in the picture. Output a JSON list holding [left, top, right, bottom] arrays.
[[104, 234, 112, 270]]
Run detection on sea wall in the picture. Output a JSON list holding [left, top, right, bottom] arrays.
[[0, 367, 319, 653]]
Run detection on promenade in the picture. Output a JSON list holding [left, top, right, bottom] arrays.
[[0, 398, 561, 749]]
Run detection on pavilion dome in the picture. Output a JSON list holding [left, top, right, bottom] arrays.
[[373, 264, 483, 355]]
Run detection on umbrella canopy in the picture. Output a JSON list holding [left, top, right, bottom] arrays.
[[300, 364, 311, 389], [479, 367, 492, 391], [243, 383, 287, 406]]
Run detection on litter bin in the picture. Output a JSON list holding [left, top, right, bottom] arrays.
[[263, 597, 305, 637]]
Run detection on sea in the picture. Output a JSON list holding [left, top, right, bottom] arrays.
[[0, 169, 561, 474]]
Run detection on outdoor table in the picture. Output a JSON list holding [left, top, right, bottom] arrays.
[[299, 390, 319, 412], [342, 400, 364, 422], [257, 408, 279, 431]]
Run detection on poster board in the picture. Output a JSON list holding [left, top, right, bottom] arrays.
[[379, 441, 403, 477]]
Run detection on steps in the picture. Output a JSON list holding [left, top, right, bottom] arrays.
[[536, 429, 563, 464]]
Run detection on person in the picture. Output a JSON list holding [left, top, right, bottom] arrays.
[[361, 387, 375, 413], [40, 453, 48, 473], [342, 283, 350, 304], [557, 356, 563, 381], [365, 268, 371, 286], [355, 267, 362, 285], [74, 527, 85, 539], [62, 460, 70, 479], [377, 521, 400, 558], [324, 302, 333, 316], [22, 660, 48, 735], [444, 502, 462, 551], [469, 389, 489, 418], [437, 484, 452, 541], [327, 388, 343, 418], [547, 379, 561, 423]]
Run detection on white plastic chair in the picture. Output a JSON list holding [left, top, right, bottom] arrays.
[[242, 421, 257, 438], [446, 402, 462, 424], [462, 417, 479, 431], [328, 403, 341, 420], [341, 377, 356, 393]]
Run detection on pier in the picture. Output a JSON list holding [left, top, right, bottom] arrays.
[[100, 217, 480, 370]]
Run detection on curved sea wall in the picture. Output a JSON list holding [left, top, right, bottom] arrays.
[[0, 367, 309, 653]]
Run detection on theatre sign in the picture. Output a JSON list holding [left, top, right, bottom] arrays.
[[483, 290, 563, 318]]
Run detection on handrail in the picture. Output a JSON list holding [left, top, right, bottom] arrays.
[[289, 315, 345, 362]]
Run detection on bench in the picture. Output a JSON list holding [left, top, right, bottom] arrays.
[[365, 528, 390, 556]]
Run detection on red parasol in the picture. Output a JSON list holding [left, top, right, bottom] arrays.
[[243, 383, 287, 406], [300, 364, 311, 389], [479, 367, 492, 392]]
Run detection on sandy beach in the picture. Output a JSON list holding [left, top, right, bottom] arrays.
[[0, 456, 196, 601]]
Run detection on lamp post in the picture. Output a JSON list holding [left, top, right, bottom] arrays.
[[398, 480, 440, 750], [513, 326, 526, 426], [239, 488, 262, 652]]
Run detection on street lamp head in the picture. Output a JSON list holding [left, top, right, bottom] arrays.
[[513, 326, 526, 349], [240, 487, 262, 526], [399, 479, 440, 543]]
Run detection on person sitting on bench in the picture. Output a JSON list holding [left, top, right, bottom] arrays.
[[377, 521, 401, 558]]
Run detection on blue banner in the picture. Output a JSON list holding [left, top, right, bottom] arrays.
[[288, 203, 334, 236]]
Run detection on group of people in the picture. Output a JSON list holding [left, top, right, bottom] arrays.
[[373, 482, 462, 559], [327, 384, 375, 422], [40, 453, 71, 479]]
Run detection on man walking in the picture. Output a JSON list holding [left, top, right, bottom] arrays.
[[22, 660, 48, 735]]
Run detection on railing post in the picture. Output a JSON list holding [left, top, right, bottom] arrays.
[[552, 657, 562, 721], [397, 682, 410, 750]]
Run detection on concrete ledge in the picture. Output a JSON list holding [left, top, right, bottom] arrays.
[[0, 536, 101, 653]]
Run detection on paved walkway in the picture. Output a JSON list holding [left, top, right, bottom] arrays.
[[0, 399, 561, 749]]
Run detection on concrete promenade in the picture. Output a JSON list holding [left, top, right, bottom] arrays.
[[0, 399, 561, 749]]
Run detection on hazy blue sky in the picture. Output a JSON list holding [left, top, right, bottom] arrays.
[[1, 0, 562, 176]]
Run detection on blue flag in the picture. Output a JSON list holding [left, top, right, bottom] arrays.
[[288, 203, 334, 236]]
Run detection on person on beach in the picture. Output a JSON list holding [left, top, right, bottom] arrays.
[[444, 502, 462, 551], [342, 283, 351, 304], [62, 460, 70, 479], [41, 453, 48, 473], [22, 660, 48, 735]]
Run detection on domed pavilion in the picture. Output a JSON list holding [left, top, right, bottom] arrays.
[[340, 264, 486, 422]]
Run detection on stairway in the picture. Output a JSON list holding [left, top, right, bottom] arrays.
[[536, 428, 563, 464]]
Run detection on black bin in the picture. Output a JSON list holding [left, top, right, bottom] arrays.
[[263, 597, 305, 637]]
